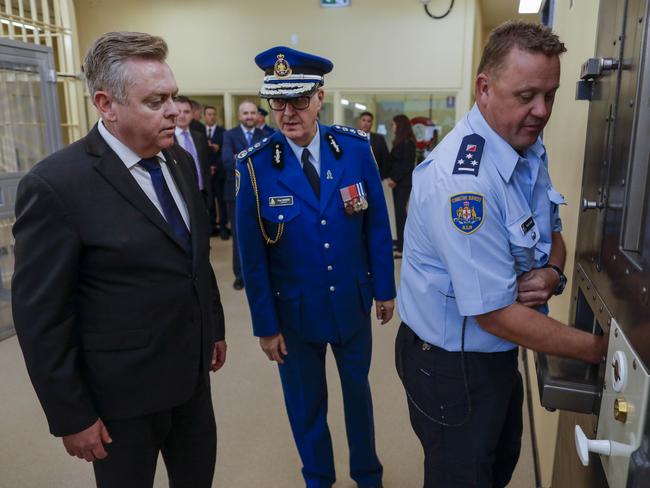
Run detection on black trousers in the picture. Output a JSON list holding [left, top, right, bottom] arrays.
[[226, 201, 241, 280], [393, 184, 410, 252], [93, 377, 216, 488], [395, 323, 523, 488], [211, 171, 228, 230]]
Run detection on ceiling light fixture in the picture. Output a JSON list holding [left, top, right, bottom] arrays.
[[518, 0, 543, 14]]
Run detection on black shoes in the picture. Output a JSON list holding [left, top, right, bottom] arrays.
[[233, 278, 244, 290]]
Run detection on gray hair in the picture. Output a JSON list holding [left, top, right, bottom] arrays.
[[82, 31, 168, 104]]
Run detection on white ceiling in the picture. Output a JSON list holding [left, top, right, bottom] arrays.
[[479, 0, 540, 29]]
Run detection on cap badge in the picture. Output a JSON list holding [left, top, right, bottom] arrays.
[[274, 54, 292, 78]]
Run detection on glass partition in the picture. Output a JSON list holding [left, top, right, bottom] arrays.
[[339, 92, 457, 150]]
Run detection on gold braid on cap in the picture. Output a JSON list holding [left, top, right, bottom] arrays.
[[246, 157, 284, 245]]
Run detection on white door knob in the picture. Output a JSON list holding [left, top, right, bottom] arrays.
[[574, 425, 634, 466]]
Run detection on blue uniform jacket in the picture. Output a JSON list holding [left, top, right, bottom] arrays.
[[236, 124, 396, 343]]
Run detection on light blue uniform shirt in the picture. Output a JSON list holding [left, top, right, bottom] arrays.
[[397, 104, 566, 352]]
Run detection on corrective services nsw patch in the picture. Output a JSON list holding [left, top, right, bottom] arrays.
[[450, 193, 485, 234]]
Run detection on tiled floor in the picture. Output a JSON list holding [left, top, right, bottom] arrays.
[[0, 237, 535, 487]]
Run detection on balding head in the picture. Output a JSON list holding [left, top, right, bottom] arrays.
[[238, 101, 258, 130]]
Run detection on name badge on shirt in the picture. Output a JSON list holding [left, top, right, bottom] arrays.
[[520, 216, 537, 241], [269, 196, 294, 207], [521, 216, 535, 234]]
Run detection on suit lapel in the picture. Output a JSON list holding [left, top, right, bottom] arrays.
[[277, 141, 320, 212], [89, 131, 188, 253], [237, 127, 248, 150], [320, 129, 346, 213]]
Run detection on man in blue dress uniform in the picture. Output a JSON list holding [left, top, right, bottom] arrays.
[[395, 22, 607, 487], [236, 46, 395, 488]]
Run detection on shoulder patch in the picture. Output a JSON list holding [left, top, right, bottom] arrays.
[[236, 136, 273, 161], [452, 134, 484, 177], [331, 125, 369, 140], [450, 193, 485, 234]]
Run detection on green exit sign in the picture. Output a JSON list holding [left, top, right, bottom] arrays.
[[321, 0, 351, 7]]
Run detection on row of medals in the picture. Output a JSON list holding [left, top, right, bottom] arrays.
[[344, 196, 369, 215]]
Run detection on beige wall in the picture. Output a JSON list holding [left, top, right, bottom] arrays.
[[524, 1, 601, 486], [471, 0, 485, 105], [73, 0, 479, 126]]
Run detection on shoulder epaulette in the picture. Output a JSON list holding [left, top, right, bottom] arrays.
[[236, 136, 273, 161], [452, 133, 484, 177], [331, 125, 369, 140]]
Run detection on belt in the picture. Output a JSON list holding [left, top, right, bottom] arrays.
[[400, 322, 519, 360]]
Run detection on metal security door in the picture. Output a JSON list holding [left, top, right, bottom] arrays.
[[0, 38, 62, 340]]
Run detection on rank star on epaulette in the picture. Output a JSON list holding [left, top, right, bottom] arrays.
[[453, 134, 485, 177]]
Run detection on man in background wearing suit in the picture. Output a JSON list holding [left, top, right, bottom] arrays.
[[190, 98, 206, 134], [204, 105, 229, 239], [358, 111, 390, 179], [256, 106, 275, 137], [221, 100, 264, 290], [175, 96, 211, 192], [11, 31, 227, 488]]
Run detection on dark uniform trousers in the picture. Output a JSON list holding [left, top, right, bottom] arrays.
[[279, 320, 382, 488], [392, 184, 411, 252], [93, 377, 216, 488], [395, 323, 523, 488]]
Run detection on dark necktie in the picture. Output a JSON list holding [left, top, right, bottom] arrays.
[[139, 157, 192, 254], [301, 148, 320, 198]]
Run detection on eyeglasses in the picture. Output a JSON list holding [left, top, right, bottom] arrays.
[[268, 96, 311, 111]]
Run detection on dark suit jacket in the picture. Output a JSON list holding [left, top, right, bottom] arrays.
[[369, 132, 390, 179], [389, 139, 416, 188], [206, 125, 226, 173], [221, 126, 264, 201], [175, 129, 211, 197], [259, 124, 275, 138], [12, 124, 225, 437], [190, 118, 206, 134]]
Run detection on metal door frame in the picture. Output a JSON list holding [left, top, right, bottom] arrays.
[[0, 38, 62, 340]]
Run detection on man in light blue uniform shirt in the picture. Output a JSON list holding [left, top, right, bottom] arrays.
[[396, 21, 606, 488]]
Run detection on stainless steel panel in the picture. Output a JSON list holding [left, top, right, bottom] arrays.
[[552, 0, 650, 485]]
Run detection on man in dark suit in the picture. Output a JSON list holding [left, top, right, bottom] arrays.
[[221, 100, 264, 290], [256, 106, 275, 137], [358, 111, 390, 179], [204, 105, 229, 239], [189, 98, 207, 134], [174, 95, 214, 229], [11, 32, 227, 488]]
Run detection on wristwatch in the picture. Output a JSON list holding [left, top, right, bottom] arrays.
[[544, 263, 567, 295]]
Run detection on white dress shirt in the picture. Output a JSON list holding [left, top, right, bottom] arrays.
[[98, 119, 191, 230]]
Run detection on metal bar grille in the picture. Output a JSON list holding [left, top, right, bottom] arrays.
[[0, 0, 83, 144]]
